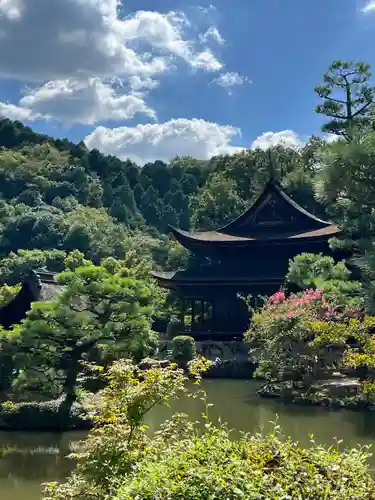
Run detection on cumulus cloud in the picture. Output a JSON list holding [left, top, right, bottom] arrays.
[[122, 10, 222, 71], [362, 1, 375, 13], [0, 101, 38, 121], [85, 118, 241, 164], [4, 78, 156, 125], [0, 0, 221, 82], [0, 0, 159, 81], [0, 0, 223, 124], [251, 130, 302, 150], [212, 72, 251, 94]]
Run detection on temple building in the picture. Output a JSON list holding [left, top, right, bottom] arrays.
[[153, 180, 342, 340]]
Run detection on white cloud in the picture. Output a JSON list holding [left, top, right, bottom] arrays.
[[362, 1, 375, 13], [191, 50, 222, 71], [129, 76, 159, 92], [4, 78, 155, 125], [0, 0, 23, 20], [0, 0, 223, 125], [212, 72, 251, 94], [0, 1, 222, 81], [199, 26, 225, 45], [0, 0, 165, 82], [85, 118, 241, 164], [0, 101, 38, 121], [324, 133, 341, 143], [251, 130, 302, 150], [121, 10, 222, 72]]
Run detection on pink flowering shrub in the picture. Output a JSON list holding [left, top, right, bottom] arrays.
[[245, 288, 352, 385]]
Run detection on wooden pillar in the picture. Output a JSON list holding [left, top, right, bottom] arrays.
[[200, 300, 204, 325], [191, 300, 196, 326], [180, 298, 185, 327], [211, 300, 216, 331]]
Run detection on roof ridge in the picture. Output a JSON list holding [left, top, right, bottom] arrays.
[[218, 181, 332, 234]]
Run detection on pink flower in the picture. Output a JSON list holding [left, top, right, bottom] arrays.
[[269, 291, 285, 303]]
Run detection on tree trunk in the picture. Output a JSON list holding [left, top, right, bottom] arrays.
[[59, 359, 80, 426], [0, 354, 15, 402], [58, 340, 97, 427]]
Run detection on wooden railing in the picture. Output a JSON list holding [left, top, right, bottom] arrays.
[[176, 327, 244, 341]]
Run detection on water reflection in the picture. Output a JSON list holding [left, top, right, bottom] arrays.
[[1, 380, 375, 499], [0, 431, 85, 500], [148, 379, 375, 455]]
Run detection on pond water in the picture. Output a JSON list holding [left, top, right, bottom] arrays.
[[2, 379, 375, 499]]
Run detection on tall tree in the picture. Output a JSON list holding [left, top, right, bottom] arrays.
[[315, 128, 375, 247], [315, 60, 375, 140], [190, 172, 245, 230], [15, 263, 159, 415]]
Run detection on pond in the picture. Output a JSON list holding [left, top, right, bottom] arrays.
[[2, 379, 375, 499]]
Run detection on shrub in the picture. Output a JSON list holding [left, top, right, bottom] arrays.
[[246, 289, 330, 384], [171, 335, 196, 367], [0, 399, 91, 430], [112, 425, 374, 500], [43, 360, 375, 500], [246, 285, 375, 404], [245, 288, 365, 386], [287, 253, 363, 310]]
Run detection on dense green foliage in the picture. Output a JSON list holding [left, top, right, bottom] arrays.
[[42, 360, 375, 500], [286, 253, 363, 309], [170, 335, 197, 367], [0, 255, 164, 415], [0, 398, 91, 430]]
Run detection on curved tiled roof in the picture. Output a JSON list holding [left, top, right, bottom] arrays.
[[170, 181, 341, 248], [220, 180, 332, 232], [171, 224, 340, 244]]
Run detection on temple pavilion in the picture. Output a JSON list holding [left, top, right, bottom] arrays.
[[152, 180, 342, 340]]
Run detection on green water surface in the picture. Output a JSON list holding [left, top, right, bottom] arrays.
[[1, 379, 375, 500]]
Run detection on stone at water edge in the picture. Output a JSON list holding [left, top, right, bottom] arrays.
[[138, 358, 172, 370]]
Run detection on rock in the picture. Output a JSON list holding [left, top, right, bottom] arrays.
[[158, 359, 171, 368], [315, 378, 361, 397], [158, 340, 256, 379], [139, 358, 171, 371], [257, 383, 281, 398]]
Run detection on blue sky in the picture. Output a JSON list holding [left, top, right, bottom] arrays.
[[0, 0, 374, 164]]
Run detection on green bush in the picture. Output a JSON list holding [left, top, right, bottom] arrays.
[[42, 360, 375, 500], [112, 424, 374, 500], [0, 399, 92, 430], [171, 335, 196, 367]]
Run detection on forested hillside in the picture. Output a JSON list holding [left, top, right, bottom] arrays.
[[0, 60, 374, 279]]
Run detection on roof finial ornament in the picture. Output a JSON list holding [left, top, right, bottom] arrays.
[[267, 148, 276, 185]]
